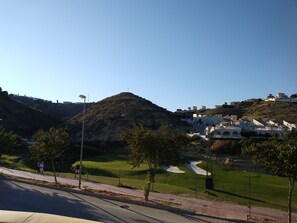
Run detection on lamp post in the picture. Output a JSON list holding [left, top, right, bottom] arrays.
[[78, 94, 86, 189]]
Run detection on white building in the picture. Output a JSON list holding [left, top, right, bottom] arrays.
[[194, 114, 224, 125], [207, 123, 242, 139], [191, 114, 224, 134], [238, 119, 256, 132], [252, 119, 266, 127], [230, 101, 240, 106], [276, 93, 288, 99], [252, 119, 284, 136], [265, 93, 297, 103], [283, 120, 297, 131]]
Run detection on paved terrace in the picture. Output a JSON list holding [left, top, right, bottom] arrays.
[[0, 167, 296, 223]]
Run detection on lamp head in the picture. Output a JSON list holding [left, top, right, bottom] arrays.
[[79, 95, 86, 99]]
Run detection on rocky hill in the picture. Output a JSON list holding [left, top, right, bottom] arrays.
[[0, 89, 58, 137], [66, 92, 190, 143], [199, 100, 297, 123]]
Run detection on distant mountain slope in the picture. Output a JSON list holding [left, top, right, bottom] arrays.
[[200, 100, 297, 123], [10, 94, 88, 119], [0, 90, 58, 137], [66, 92, 190, 142], [242, 101, 297, 123]]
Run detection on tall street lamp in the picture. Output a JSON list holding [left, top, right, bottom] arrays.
[[78, 94, 86, 189]]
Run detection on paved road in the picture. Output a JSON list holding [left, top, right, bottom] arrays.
[[0, 178, 236, 223]]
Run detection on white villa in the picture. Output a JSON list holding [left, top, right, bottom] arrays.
[[206, 124, 242, 139], [183, 92, 296, 139], [265, 93, 297, 103], [187, 114, 295, 139], [283, 120, 297, 131]]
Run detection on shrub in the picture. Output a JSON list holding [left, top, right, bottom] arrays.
[[211, 140, 241, 155]]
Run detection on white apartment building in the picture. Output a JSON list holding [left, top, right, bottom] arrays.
[[206, 123, 242, 139], [283, 120, 297, 131]]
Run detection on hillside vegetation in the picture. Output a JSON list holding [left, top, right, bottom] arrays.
[[201, 100, 297, 123], [242, 101, 297, 123], [0, 89, 58, 137], [10, 94, 88, 119], [66, 92, 190, 143]]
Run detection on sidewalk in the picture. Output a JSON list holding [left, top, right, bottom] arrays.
[[0, 167, 295, 223]]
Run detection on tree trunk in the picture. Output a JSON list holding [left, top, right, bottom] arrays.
[[150, 169, 155, 192], [144, 181, 151, 202], [288, 178, 295, 223], [51, 159, 57, 184], [144, 169, 155, 201]]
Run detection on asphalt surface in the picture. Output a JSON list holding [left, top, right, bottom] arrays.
[[0, 178, 237, 223]]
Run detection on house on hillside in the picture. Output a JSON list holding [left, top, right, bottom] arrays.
[[246, 98, 258, 103], [186, 112, 292, 139], [265, 93, 297, 103], [223, 115, 238, 123], [191, 114, 224, 134], [206, 122, 242, 139], [252, 119, 266, 127], [238, 119, 256, 132], [230, 101, 240, 106], [252, 119, 284, 136], [283, 120, 297, 131]]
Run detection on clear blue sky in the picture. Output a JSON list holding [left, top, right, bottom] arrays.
[[1, 0, 296, 111]]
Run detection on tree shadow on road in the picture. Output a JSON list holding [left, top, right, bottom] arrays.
[[0, 176, 107, 221]]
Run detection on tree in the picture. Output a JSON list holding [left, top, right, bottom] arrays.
[[29, 128, 69, 184], [211, 140, 241, 155], [0, 127, 19, 156], [122, 124, 189, 201], [290, 93, 297, 98], [242, 132, 297, 223]]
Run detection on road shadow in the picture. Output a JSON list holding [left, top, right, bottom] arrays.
[[0, 176, 109, 222], [99, 197, 250, 223]]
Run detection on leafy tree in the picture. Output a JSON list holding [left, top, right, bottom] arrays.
[[0, 88, 9, 99], [242, 132, 297, 223], [290, 93, 297, 98], [29, 128, 69, 184], [122, 124, 189, 201], [0, 127, 20, 156]]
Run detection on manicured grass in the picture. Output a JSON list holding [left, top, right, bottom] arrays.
[[76, 153, 297, 211], [73, 154, 149, 178], [0, 154, 33, 172], [197, 162, 297, 211]]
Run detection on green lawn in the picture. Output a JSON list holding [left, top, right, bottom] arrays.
[[197, 162, 296, 211], [75, 153, 297, 211], [1, 153, 296, 212], [0, 154, 33, 172]]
